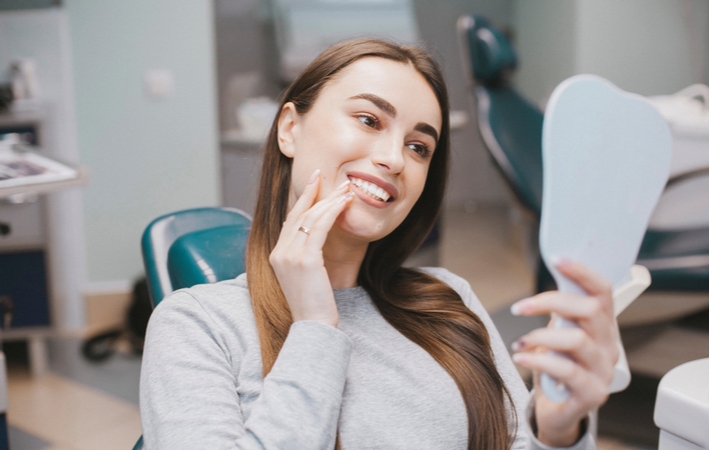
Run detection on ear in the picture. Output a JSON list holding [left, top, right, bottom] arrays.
[[277, 102, 300, 158]]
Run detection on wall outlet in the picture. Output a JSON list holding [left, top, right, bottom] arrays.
[[143, 69, 174, 101]]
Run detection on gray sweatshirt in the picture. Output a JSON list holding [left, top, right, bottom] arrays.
[[140, 267, 594, 449]]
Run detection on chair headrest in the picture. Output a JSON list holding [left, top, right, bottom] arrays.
[[459, 15, 517, 84], [167, 225, 250, 291]]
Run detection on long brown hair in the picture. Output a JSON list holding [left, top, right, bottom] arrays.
[[246, 38, 515, 449]]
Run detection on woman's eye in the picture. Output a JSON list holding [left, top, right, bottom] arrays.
[[407, 143, 432, 158], [357, 115, 379, 128]]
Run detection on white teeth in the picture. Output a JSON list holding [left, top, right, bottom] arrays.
[[349, 177, 391, 202]]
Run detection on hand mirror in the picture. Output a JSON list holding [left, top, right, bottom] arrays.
[[539, 75, 672, 402]]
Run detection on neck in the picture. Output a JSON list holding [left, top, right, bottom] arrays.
[[323, 227, 369, 289]]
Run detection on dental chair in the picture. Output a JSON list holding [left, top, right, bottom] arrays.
[[140, 207, 252, 307], [133, 206, 252, 450], [456, 13, 709, 311]]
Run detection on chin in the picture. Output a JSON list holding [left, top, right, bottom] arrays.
[[335, 208, 393, 243]]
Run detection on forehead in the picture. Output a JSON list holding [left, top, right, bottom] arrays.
[[315, 57, 442, 130]]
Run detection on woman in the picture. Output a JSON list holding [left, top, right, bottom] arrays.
[[140, 39, 618, 449]]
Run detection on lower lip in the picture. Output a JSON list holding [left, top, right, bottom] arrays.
[[350, 185, 392, 209]]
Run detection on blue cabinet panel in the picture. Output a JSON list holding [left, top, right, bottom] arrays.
[[0, 251, 50, 327]]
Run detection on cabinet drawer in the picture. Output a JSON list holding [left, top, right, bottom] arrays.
[[0, 201, 45, 249], [0, 250, 50, 328]]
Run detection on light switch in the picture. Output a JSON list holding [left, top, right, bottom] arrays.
[[143, 69, 174, 101]]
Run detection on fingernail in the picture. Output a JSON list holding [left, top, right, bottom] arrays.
[[555, 256, 573, 269], [338, 191, 355, 204], [512, 353, 528, 365], [511, 338, 525, 352], [337, 179, 351, 190], [510, 303, 521, 316], [308, 169, 320, 184], [510, 299, 534, 316]]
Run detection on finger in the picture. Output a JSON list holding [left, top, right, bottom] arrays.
[[285, 179, 350, 239], [512, 293, 619, 353], [557, 259, 613, 306], [285, 169, 322, 224], [512, 292, 610, 321], [291, 181, 351, 233], [515, 351, 610, 404], [512, 328, 615, 380], [293, 188, 354, 245], [304, 191, 355, 248], [271, 191, 354, 274]]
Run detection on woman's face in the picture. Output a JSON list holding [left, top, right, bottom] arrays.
[[278, 56, 442, 244]]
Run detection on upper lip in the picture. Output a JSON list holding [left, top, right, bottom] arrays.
[[346, 171, 399, 201]]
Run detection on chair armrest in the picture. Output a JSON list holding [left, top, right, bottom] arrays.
[[609, 265, 652, 393], [613, 265, 652, 317]]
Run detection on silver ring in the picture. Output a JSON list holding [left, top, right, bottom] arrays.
[[297, 226, 311, 236]]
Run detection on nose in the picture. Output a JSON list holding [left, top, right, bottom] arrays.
[[370, 135, 405, 175]]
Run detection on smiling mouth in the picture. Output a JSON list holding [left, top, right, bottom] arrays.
[[348, 176, 394, 203]]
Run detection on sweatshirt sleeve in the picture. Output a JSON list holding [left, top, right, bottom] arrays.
[[140, 290, 352, 450], [425, 268, 596, 450]]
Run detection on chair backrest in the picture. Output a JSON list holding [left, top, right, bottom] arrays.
[[458, 14, 544, 215], [457, 15, 517, 85], [637, 228, 709, 290], [141, 207, 252, 306]]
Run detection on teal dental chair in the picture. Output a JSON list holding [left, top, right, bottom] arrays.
[[456, 14, 709, 297], [141, 207, 252, 307], [134, 206, 252, 450]]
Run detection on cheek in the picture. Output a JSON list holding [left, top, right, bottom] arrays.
[[326, 124, 366, 157], [408, 167, 430, 203], [313, 130, 368, 179], [289, 158, 314, 199]]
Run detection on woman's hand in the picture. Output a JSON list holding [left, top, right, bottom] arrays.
[[269, 170, 354, 328], [510, 259, 619, 447]]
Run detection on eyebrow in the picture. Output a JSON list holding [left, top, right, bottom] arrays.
[[350, 93, 397, 117], [415, 122, 439, 143], [349, 93, 440, 143]]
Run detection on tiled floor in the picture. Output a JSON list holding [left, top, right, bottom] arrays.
[[3, 205, 706, 449], [8, 368, 141, 450]]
